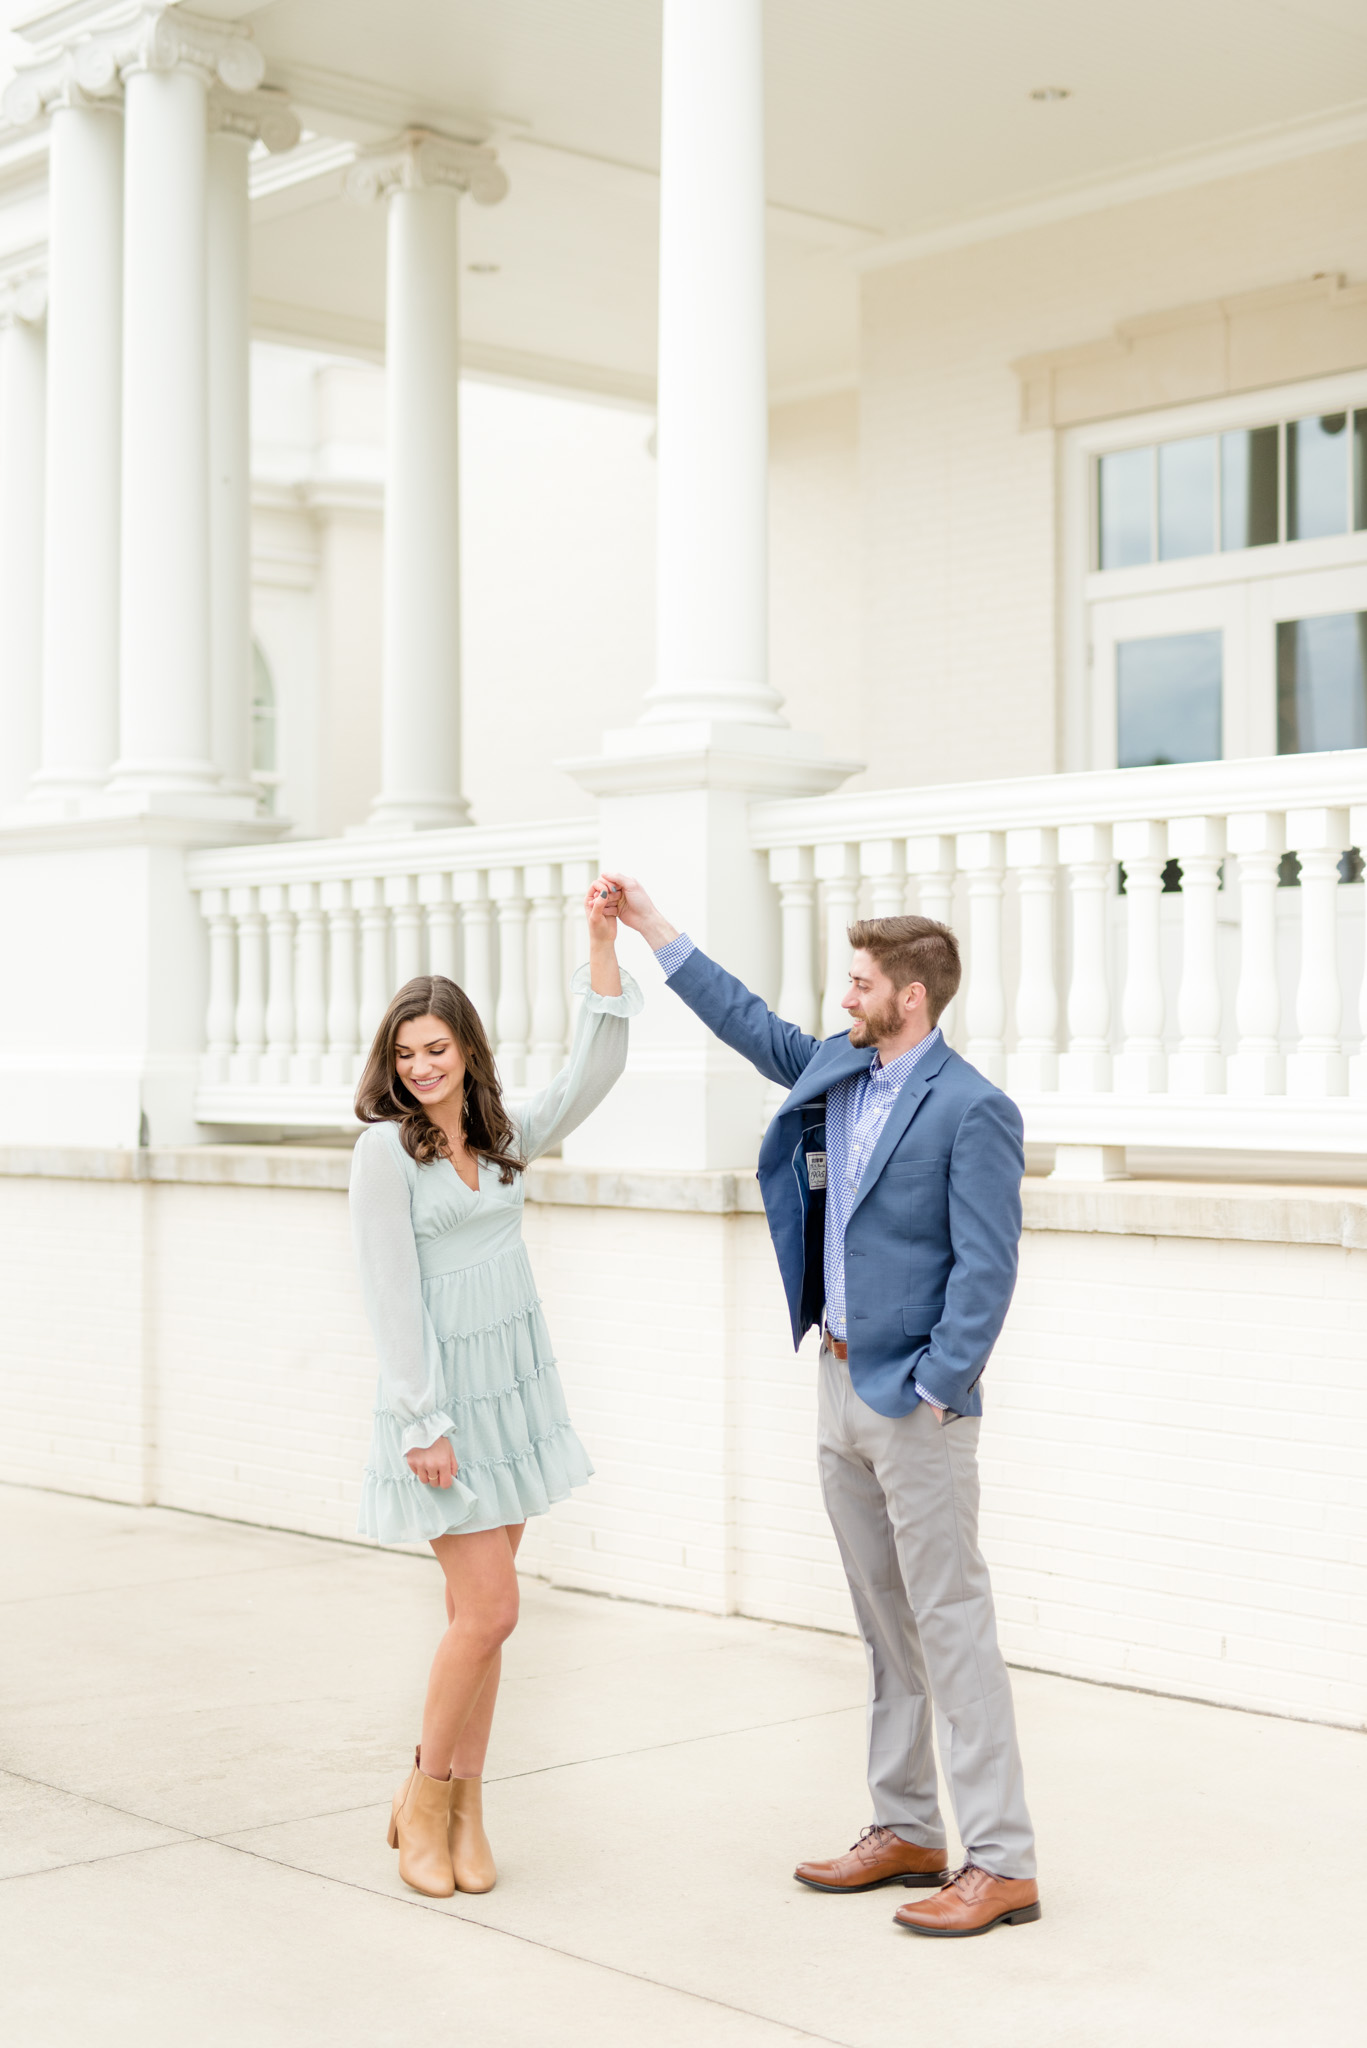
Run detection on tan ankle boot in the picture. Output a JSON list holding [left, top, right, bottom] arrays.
[[387, 1751, 456, 1898], [449, 1776, 497, 1892]]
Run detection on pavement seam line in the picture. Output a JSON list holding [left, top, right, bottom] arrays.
[[0, 1554, 354, 1610]]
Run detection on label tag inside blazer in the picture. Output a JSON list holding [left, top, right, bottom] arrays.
[[807, 1151, 828, 1190]]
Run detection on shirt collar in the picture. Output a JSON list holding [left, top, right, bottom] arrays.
[[869, 1027, 941, 1083]]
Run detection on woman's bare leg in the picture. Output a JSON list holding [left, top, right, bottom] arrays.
[[449, 1525, 524, 1778], [419, 1525, 522, 1776]]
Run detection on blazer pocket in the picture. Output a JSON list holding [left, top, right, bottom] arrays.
[[902, 1303, 945, 1335]]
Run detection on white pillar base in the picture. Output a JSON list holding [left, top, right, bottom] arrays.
[[1167, 1051, 1226, 1095], [1049, 1145, 1130, 1182], [1112, 1049, 1167, 1094], [1058, 1049, 1113, 1092], [1226, 1050, 1286, 1097], [1286, 1051, 1348, 1098]]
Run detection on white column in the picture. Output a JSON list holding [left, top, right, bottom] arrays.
[[1286, 807, 1349, 1097], [322, 882, 360, 1086], [957, 831, 1006, 1084], [355, 878, 392, 1046], [1227, 812, 1286, 1097], [230, 886, 265, 1080], [860, 839, 906, 919], [1112, 821, 1167, 1094], [1351, 803, 1367, 1099], [769, 846, 819, 1038], [454, 872, 496, 1037], [1058, 823, 1113, 1092], [0, 277, 47, 810], [1006, 827, 1059, 1094], [201, 887, 237, 1083], [346, 134, 506, 830], [388, 873, 425, 986], [642, 0, 778, 730], [291, 882, 327, 1082], [206, 90, 298, 798], [491, 866, 530, 1088], [907, 835, 958, 1042], [420, 872, 459, 980], [27, 95, 123, 804], [526, 863, 567, 1090]]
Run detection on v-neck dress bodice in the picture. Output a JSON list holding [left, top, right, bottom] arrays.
[[349, 968, 642, 1544]]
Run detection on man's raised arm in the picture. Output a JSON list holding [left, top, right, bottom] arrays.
[[602, 873, 822, 1092]]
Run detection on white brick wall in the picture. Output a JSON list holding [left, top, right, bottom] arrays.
[[1, 1167, 1363, 1728]]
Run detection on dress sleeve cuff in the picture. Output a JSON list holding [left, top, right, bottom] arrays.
[[570, 963, 644, 1017], [398, 1411, 457, 1456]]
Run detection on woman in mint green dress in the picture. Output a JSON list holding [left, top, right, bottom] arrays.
[[349, 879, 640, 1900]]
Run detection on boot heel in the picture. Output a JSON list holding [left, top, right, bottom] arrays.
[[1004, 1902, 1042, 1924], [387, 1793, 402, 1849]]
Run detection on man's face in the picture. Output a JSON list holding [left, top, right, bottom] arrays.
[[842, 950, 913, 1046]]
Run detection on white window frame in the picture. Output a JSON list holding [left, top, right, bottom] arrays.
[[1060, 368, 1367, 771]]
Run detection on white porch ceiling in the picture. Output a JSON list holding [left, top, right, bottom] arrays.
[[225, 0, 1367, 398]]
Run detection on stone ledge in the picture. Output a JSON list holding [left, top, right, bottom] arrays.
[[1, 1146, 1365, 1246]]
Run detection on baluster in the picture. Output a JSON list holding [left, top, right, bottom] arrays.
[[906, 835, 957, 1041], [322, 880, 359, 1087], [526, 861, 566, 1090], [201, 887, 237, 1085], [769, 846, 819, 1035], [354, 876, 391, 1046], [561, 858, 594, 1033], [1286, 805, 1349, 1097], [815, 841, 859, 1036], [455, 870, 496, 1037], [490, 863, 530, 1088], [1112, 820, 1167, 1094], [421, 872, 458, 980], [1226, 812, 1285, 1097], [1351, 803, 1367, 1099], [260, 885, 296, 1086], [956, 831, 1005, 1083], [231, 885, 265, 1083], [291, 882, 326, 1086], [1166, 817, 1226, 1094], [388, 872, 424, 987], [1006, 827, 1058, 1093], [1058, 823, 1113, 1092], [860, 838, 906, 919]]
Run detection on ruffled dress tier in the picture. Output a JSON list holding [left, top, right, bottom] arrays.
[[350, 968, 643, 1545]]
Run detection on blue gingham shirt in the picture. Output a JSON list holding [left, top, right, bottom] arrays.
[[655, 933, 947, 1409]]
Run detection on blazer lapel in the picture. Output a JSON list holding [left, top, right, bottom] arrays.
[[847, 1041, 953, 1218], [779, 1034, 869, 1115]]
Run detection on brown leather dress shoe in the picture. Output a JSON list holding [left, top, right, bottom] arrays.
[[893, 1862, 1041, 1937], [795, 1824, 949, 1893]]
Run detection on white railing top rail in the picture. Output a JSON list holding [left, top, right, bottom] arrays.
[[186, 815, 599, 890], [749, 750, 1367, 849]]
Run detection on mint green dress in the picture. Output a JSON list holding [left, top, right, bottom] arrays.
[[349, 967, 642, 1545]]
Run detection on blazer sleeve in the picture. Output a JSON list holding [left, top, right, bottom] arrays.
[[913, 1091, 1024, 1415], [348, 1125, 457, 1455], [514, 965, 644, 1162], [663, 945, 820, 1090]]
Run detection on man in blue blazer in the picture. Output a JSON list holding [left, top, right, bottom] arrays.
[[606, 877, 1039, 1940]]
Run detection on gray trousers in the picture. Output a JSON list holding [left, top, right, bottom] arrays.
[[817, 1342, 1036, 1881]]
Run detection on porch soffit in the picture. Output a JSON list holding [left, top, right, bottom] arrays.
[[1012, 273, 1367, 429]]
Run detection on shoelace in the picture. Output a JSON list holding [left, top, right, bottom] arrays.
[[851, 1824, 899, 1858], [943, 1861, 986, 1891]]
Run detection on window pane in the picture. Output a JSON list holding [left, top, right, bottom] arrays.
[[1117, 630, 1223, 768], [1157, 435, 1215, 559], [1098, 447, 1152, 568], [1287, 413, 1349, 540], [1354, 411, 1367, 532], [1277, 612, 1367, 753], [1220, 425, 1278, 549]]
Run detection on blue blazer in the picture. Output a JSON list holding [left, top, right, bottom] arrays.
[[665, 946, 1024, 1419]]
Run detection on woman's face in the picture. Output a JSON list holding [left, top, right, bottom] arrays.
[[393, 1012, 468, 1115]]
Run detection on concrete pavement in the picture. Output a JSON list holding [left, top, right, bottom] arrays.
[[2, 1483, 1364, 2048]]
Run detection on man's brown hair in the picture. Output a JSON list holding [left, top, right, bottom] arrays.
[[846, 915, 961, 1025]]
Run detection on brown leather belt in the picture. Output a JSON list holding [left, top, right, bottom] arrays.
[[823, 1330, 848, 1360]]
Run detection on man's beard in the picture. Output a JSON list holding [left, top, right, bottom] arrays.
[[848, 992, 905, 1046]]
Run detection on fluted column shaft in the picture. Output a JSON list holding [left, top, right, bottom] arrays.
[[34, 98, 123, 802], [0, 280, 47, 809], [643, 0, 779, 729]]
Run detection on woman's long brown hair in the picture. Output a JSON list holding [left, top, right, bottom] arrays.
[[354, 976, 525, 1182]]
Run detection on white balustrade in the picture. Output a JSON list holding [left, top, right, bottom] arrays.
[[750, 750, 1367, 1173], [188, 821, 598, 1123]]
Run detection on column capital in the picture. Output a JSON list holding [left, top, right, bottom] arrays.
[[3, 5, 265, 126], [208, 84, 300, 156], [344, 128, 508, 208]]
